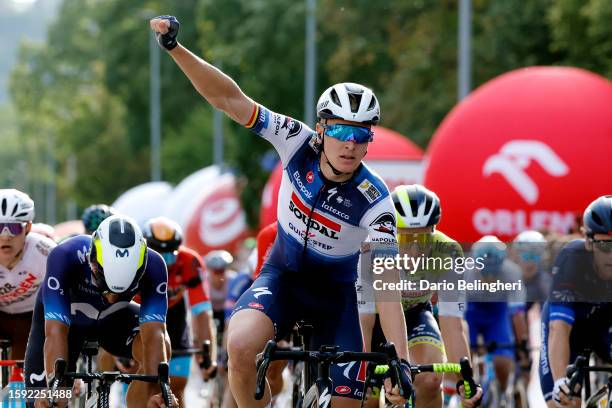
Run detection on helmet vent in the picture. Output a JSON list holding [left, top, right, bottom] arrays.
[[592, 211, 603, 227], [367, 96, 377, 111], [109, 220, 135, 248], [348, 93, 362, 113], [11, 203, 19, 216], [393, 195, 406, 217], [330, 89, 341, 106], [424, 196, 433, 215], [1, 199, 6, 215], [409, 199, 419, 217]]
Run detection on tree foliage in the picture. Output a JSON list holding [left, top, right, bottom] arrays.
[[7, 0, 612, 225]]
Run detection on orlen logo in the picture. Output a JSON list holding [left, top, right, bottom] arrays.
[[199, 196, 246, 247], [483, 140, 569, 204]]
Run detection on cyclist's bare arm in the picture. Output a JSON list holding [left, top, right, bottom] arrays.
[[548, 320, 572, 381], [192, 312, 217, 365], [377, 300, 409, 361], [439, 316, 470, 381], [43, 320, 69, 383], [150, 18, 254, 125]]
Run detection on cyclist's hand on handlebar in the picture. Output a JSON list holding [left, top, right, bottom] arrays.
[[149, 16, 180, 50], [552, 378, 580, 407], [201, 362, 218, 381], [383, 359, 413, 406], [146, 392, 179, 408], [457, 382, 483, 408]]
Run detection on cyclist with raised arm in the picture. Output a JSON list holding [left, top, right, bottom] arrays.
[[359, 184, 482, 408], [24, 215, 175, 408], [539, 195, 612, 408], [150, 15, 413, 407], [143, 216, 216, 405], [0, 189, 56, 363]]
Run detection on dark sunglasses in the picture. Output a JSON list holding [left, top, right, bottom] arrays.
[[0, 222, 26, 237], [323, 124, 374, 144], [592, 238, 612, 254]]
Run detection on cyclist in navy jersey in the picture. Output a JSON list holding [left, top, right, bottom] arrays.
[[151, 15, 413, 408], [24, 215, 175, 408], [540, 195, 612, 407]]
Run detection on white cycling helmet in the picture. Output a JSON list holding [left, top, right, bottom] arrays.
[[89, 215, 147, 294], [514, 230, 546, 244], [316, 82, 380, 125], [0, 189, 35, 222]]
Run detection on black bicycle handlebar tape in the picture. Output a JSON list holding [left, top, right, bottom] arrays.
[[567, 355, 588, 397], [202, 340, 212, 369], [254, 340, 277, 400], [157, 362, 172, 408]]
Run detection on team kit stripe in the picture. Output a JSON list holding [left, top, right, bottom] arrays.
[[245, 104, 260, 128], [290, 192, 341, 231]]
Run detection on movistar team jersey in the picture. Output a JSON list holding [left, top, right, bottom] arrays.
[[358, 230, 465, 318], [546, 239, 612, 326], [42, 235, 168, 326], [246, 105, 397, 283]]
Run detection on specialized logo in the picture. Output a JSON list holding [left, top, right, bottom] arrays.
[[293, 171, 314, 199], [483, 140, 569, 204], [289, 193, 341, 240], [369, 212, 396, 236], [29, 371, 46, 385], [253, 286, 272, 299], [327, 187, 338, 202], [116, 248, 129, 258], [318, 388, 332, 408], [358, 179, 382, 203], [335, 386, 351, 395]]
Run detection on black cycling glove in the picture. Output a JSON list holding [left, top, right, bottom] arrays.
[[154, 15, 180, 50]]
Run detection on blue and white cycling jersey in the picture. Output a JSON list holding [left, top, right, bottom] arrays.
[[42, 235, 168, 326], [246, 105, 397, 283]]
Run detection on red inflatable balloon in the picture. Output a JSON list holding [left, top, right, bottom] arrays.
[[424, 67, 612, 242]]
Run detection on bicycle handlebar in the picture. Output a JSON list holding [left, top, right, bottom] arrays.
[[566, 355, 612, 398], [254, 341, 406, 401], [51, 358, 173, 406]]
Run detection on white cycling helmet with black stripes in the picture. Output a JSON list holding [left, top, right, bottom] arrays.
[[88, 215, 147, 294], [316, 82, 380, 125], [0, 189, 35, 223]]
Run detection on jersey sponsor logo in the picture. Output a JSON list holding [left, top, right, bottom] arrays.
[[0, 272, 39, 304], [156, 282, 167, 295], [35, 241, 51, 256], [335, 385, 351, 395], [289, 193, 341, 240], [253, 287, 272, 299], [483, 140, 569, 204], [306, 171, 314, 183], [116, 248, 129, 258], [321, 201, 350, 220], [273, 115, 282, 136], [358, 179, 382, 203], [77, 245, 89, 264], [288, 223, 333, 251], [282, 117, 303, 140], [369, 212, 396, 236], [248, 302, 264, 310], [292, 171, 314, 199]]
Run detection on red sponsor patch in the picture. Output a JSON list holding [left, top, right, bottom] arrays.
[[248, 302, 264, 310], [306, 171, 314, 183], [335, 385, 351, 395], [290, 192, 341, 232]]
